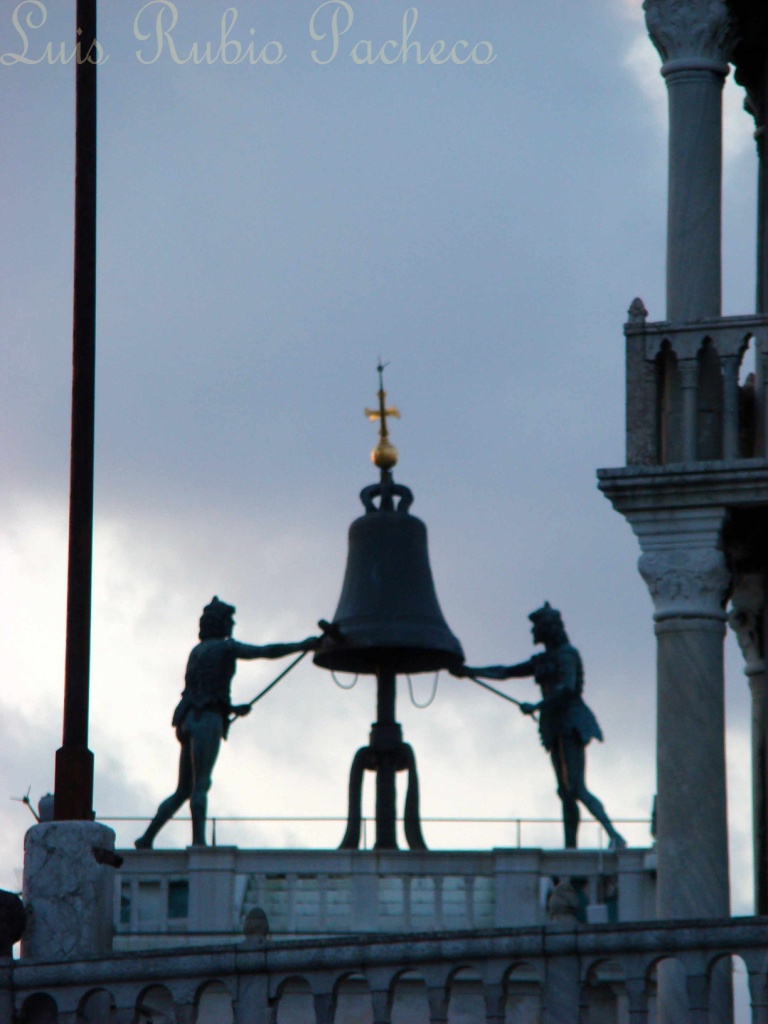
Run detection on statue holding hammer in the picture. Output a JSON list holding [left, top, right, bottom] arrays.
[[453, 603, 626, 850], [135, 597, 318, 849]]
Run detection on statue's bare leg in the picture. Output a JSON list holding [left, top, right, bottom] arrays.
[[188, 711, 223, 846], [135, 736, 193, 849], [551, 742, 580, 848], [563, 738, 626, 849]]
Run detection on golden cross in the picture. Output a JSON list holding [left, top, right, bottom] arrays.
[[365, 362, 400, 470], [365, 362, 400, 438]]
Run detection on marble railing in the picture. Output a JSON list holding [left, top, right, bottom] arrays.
[[114, 846, 655, 948], [10, 915, 768, 1023], [624, 311, 768, 466]]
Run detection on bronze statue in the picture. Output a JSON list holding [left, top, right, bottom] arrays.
[[454, 603, 626, 850], [135, 597, 318, 849]]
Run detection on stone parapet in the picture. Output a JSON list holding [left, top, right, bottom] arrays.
[[112, 846, 654, 950], [622, 313, 768, 466]]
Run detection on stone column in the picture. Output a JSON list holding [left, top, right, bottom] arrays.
[[748, 966, 768, 1024], [371, 990, 392, 1024], [313, 992, 336, 1024], [686, 971, 710, 1024], [427, 986, 449, 1024], [721, 354, 741, 459], [728, 574, 768, 914], [678, 360, 699, 461], [482, 982, 504, 1024], [235, 975, 270, 1024], [541, 947, 581, 1024], [748, 86, 768, 313], [644, 0, 735, 322], [625, 977, 649, 1023], [635, 514, 731, 920]]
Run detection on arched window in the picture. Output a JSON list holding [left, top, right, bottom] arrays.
[[78, 989, 116, 1024], [697, 338, 724, 460], [391, 971, 429, 1024], [648, 957, 687, 1022], [135, 984, 176, 1024], [20, 993, 58, 1024], [657, 342, 683, 463], [276, 977, 317, 1024], [196, 981, 234, 1024], [334, 974, 372, 1024], [447, 968, 484, 1024], [505, 963, 542, 1023], [583, 960, 629, 1023]]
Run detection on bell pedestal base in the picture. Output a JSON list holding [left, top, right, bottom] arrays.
[[338, 739, 426, 851], [339, 669, 427, 851]]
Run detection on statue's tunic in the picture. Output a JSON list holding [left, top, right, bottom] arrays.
[[531, 644, 603, 751], [171, 638, 260, 738]]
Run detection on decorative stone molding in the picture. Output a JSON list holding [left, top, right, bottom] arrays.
[[643, 0, 736, 68], [728, 573, 765, 674], [638, 548, 730, 620]]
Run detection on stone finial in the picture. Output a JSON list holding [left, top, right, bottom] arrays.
[[643, 0, 736, 66], [243, 906, 270, 943], [638, 548, 731, 620], [627, 297, 649, 324]]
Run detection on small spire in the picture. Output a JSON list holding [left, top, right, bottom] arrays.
[[364, 362, 400, 472]]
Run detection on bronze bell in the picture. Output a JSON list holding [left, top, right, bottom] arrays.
[[314, 476, 464, 676]]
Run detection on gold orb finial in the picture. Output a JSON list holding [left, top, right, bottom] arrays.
[[364, 362, 400, 471]]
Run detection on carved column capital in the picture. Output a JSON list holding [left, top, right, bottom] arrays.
[[643, 0, 736, 70], [638, 547, 730, 620], [729, 573, 765, 675]]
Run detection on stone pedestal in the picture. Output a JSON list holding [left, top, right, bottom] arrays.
[[22, 821, 118, 960]]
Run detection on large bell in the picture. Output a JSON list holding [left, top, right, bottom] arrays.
[[314, 477, 464, 675]]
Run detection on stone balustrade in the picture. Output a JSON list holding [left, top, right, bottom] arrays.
[[114, 846, 655, 950], [624, 310, 768, 466], [11, 915, 768, 1023]]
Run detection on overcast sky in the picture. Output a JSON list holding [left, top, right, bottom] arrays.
[[0, 0, 761, 914]]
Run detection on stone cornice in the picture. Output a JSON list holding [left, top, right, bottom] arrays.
[[11, 916, 768, 991], [598, 461, 768, 513], [644, 0, 737, 68]]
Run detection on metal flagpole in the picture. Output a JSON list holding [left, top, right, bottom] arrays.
[[54, 0, 99, 821]]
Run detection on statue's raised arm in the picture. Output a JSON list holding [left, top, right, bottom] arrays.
[[135, 597, 320, 850], [454, 658, 536, 680]]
